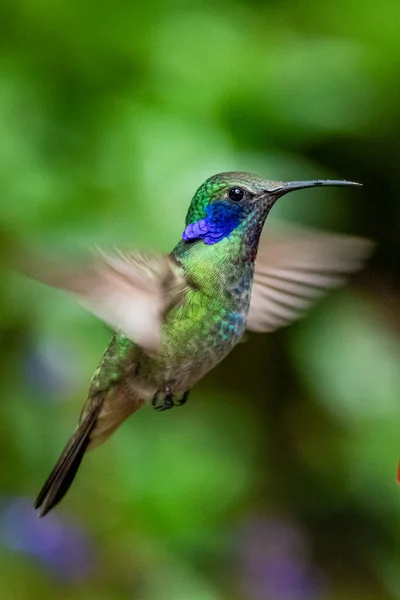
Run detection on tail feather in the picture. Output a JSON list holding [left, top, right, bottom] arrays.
[[34, 406, 100, 517]]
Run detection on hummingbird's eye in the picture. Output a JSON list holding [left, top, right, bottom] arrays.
[[228, 187, 245, 202]]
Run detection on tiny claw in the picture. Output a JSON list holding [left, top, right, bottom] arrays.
[[153, 388, 175, 412], [175, 390, 190, 407]]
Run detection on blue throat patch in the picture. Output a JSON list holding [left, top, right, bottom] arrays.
[[182, 201, 244, 245]]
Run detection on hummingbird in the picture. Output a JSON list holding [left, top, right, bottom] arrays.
[[16, 172, 371, 516]]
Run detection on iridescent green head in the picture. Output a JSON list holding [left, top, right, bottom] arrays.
[[182, 172, 361, 246]]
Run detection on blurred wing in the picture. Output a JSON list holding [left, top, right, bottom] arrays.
[[247, 226, 374, 333], [20, 248, 187, 353]]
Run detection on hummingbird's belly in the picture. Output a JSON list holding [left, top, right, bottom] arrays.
[[133, 301, 248, 394]]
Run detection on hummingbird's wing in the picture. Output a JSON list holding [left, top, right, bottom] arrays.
[[247, 227, 374, 333], [18, 248, 187, 353]]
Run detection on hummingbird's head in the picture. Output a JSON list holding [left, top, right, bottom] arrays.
[[182, 172, 361, 246]]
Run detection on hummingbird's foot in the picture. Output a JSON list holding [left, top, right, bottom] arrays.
[[152, 387, 175, 412], [175, 390, 190, 406], [152, 388, 190, 411]]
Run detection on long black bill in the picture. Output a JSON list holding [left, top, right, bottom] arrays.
[[270, 179, 362, 194]]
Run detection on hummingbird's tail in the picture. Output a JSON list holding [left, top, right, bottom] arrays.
[[34, 385, 143, 517], [34, 404, 101, 518]]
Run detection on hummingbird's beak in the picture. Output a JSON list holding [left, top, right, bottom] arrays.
[[267, 179, 362, 195]]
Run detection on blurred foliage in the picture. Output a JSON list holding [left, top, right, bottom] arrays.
[[0, 0, 399, 598]]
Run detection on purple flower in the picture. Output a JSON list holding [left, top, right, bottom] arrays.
[[0, 497, 94, 581], [238, 516, 327, 600]]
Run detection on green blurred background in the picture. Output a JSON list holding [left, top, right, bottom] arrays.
[[0, 0, 399, 598]]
